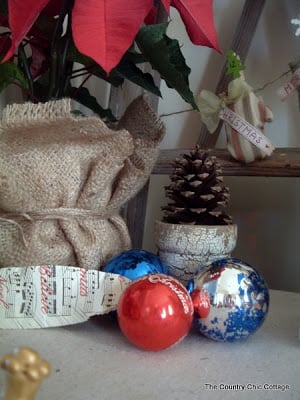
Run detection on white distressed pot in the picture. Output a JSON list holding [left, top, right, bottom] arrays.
[[154, 221, 238, 286]]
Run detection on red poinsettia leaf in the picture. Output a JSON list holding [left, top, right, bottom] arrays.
[[2, 0, 51, 63], [171, 0, 220, 51], [144, 5, 158, 25], [161, 0, 171, 13], [72, 0, 154, 74], [43, 0, 63, 17], [0, 14, 9, 27], [145, 0, 172, 24], [0, 36, 11, 58]]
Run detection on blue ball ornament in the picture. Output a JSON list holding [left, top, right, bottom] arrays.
[[103, 249, 168, 281], [187, 257, 269, 342]]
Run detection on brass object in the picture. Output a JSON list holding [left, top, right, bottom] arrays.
[[1, 347, 50, 400]]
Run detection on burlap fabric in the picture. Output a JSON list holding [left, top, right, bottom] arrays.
[[0, 96, 165, 269]]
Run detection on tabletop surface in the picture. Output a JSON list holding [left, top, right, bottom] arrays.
[[0, 289, 299, 400]]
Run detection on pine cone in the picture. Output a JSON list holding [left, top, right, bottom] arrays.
[[162, 146, 232, 225]]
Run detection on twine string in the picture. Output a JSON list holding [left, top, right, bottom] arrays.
[[0, 207, 119, 248]]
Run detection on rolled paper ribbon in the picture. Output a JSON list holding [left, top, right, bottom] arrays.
[[219, 106, 275, 157], [0, 265, 131, 329]]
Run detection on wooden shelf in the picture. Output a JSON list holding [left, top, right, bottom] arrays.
[[153, 148, 300, 177]]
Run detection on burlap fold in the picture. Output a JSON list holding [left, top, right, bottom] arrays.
[[0, 96, 165, 269]]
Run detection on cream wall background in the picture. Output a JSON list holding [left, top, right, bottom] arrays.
[[143, 0, 300, 293], [0, 0, 299, 292]]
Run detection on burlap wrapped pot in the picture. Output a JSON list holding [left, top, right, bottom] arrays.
[[0, 96, 164, 269]]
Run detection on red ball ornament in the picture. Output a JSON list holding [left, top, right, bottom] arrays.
[[190, 288, 210, 318], [117, 274, 194, 351]]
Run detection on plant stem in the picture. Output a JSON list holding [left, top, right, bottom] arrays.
[[69, 66, 89, 75], [69, 71, 90, 80], [48, 21, 61, 98], [48, 0, 74, 99], [71, 72, 92, 98], [59, 8, 74, 97], [159, 108, 193, 118], [18, 43, 35, 100]]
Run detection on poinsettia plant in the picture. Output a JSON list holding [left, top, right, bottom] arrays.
[[0, 0, 220, 119]]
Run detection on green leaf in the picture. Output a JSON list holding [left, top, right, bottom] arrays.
[[116, 60, 161, 97], [0, 61, 29, 93], [136, 23, 198, 109], [88, 64, 124, 87], [226, 50, 245, 79], [67, 42, 94, 67], [70, 86, 117, 122], [67, 43, 124, 87], [122, 46, 147, 64]]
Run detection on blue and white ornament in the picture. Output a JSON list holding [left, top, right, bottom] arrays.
[[103, 249, 168, 281], [187, 258, 269, 342]]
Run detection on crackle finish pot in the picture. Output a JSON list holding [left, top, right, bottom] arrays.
[[154, 221, 238, 286]]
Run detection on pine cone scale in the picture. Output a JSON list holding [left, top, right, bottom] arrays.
[[162, 146, 232, 225]]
